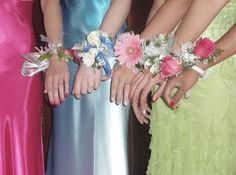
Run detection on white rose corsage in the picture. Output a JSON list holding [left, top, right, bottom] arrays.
[[72, 30, 115, 77]]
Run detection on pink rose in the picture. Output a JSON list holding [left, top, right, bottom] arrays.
[[160, 56, 183, 80], [193, 38, 216, 59]]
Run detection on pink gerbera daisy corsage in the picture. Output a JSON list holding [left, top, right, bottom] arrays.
[[114, 32, 143, 68]]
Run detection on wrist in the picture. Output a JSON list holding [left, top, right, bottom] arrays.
[[191, 65, 207, 78], [196, 62, 210, 71]]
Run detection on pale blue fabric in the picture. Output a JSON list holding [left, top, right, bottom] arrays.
[[46, 0, 129, 175]]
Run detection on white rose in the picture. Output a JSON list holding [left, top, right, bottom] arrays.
[[82, 52, 96, 67], [89, 48, 99, 55], [87, 30, 101, 47]]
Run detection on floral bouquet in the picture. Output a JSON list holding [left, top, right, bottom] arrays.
[[72, 30, 115, 77]]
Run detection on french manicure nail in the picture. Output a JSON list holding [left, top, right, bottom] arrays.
[[111, 98, 114, 102]]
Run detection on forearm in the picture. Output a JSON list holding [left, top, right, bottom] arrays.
[[199, 24, 236, 70], [146, 0, 165, 25], [140, 0, 192, 39], [174, 0, 229, 45], [100, 0, 132, 37], [43, 0, 63, 43]]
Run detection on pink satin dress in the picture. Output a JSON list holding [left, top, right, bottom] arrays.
[[0, 0, 44, 175]]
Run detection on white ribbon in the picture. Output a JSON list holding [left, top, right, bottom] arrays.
[[21, 53, 49, 76]]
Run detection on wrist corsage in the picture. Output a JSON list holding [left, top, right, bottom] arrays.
[[114, 32, 143, 69], [142, 33, 184, 80], [178, 37, 222, 67], [72, 30, 115, 77], [21, 35, 72, 76]]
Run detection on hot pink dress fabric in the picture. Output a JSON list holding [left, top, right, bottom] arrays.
[[0, 1, 44, 175]]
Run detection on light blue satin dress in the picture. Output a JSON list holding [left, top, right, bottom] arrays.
[[46, 0, 129, 175]]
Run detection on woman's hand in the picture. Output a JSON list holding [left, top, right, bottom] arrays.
[[72, 63, 102, 99], [44, 55, 70, 106], [111, 63, 137, 105], [162, 68, 200, 109], [130, 71, 166, 124]]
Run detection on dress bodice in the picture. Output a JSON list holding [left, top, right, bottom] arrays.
[[61, 0, 111, 48], [0, 0, 34, 72]]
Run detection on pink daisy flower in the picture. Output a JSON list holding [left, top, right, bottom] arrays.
[[114, 32, 143, 68]]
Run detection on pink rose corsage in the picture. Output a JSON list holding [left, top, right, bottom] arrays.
[[142, 33, 181, 79], [193, 38, 216, 59], [114, 32, 143, 68], [179, 37, 223, 68], [159, 55, 183, 80]]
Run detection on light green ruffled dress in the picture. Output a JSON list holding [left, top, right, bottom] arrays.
[[147, 1, 236, 175]]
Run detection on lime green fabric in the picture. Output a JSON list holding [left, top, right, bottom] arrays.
[[147, 1, 236, 175]]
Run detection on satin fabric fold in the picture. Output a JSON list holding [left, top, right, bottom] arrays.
[[0, 1, 44, 175]]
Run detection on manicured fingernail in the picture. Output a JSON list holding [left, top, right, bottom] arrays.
[[153, 96, 159, 102], [124, 101, 128, 106], [65, 93, 69, 96], [143, 110, 146, 115], [55, 103, 60, 107], [170, 101, 176, 108], [60, 98, 65, 103], [111, 98, 114, 102], [50, 101, 54, 105]]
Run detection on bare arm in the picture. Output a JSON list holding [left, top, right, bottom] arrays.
[[141, 0, 193, 39], [43, 0, 63, 42], [146, 0, 165, 25], [100, 0, 132, 36], [174, 0, 229, 46], [42, 0, 69, 106]]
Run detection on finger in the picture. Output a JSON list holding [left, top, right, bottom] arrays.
[[162, 81, 178, 108], [94, 79, 101, 90], [87, 77, 94, 93], [172, 88, 186, 105], [132, 73, 150, 104], [81, 77, 88, 94], [132, 103, 149, 124], [123, 82, 131, 106], [58, 77, 65, 103], [140, 107, 150, 120], [152, 80, 167, 102], [52, 76, 60, 106], [94, 69, 101, 90], [144, 103, 151, 114], [116, 80, 125, 105], [129, 72, 144, 98], [45, 76, 54, 105], [139, 80, 155, 112], [64, 71, 69, 96], [111, 75, 119, 102], [101, 75, 110, 81], [73, 79, 81, 99]]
